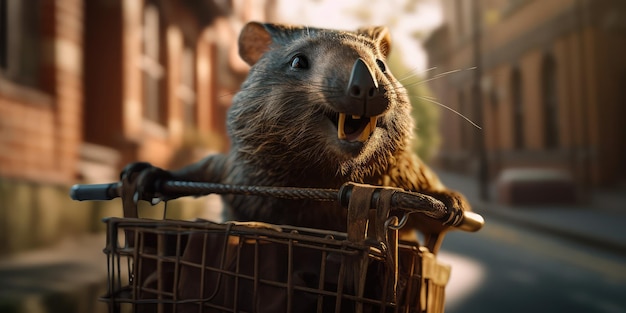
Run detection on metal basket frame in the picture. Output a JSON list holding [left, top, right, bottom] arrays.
[[102, 216, 450, 313], [98, 180, 452, 313]]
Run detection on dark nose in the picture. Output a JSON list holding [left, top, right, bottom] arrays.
[[344, 58, 388, 117]]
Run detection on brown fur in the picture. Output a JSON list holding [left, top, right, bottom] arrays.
[[172, 22, 470, 235]]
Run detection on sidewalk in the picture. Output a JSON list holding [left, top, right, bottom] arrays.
[[436, 170, 626, 257], [0, 234, 109, 313]]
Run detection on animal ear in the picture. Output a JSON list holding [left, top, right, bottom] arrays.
[[238, 22, 273, 66], [358, 26, 392, 58], [238, 22, 302, 65]]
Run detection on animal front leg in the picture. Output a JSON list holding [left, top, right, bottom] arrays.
[[410, 188, 471, 253], [170, 153, 228, 183]]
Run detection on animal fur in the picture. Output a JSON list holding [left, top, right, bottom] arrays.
[[171, 22, 471, 238]]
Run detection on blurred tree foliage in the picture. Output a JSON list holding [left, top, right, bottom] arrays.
[[386, 47, 441, 162]]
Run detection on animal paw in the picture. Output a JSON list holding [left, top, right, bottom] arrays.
[[432, 190, 469, 227], [120, 162, 173, 204], [410, 189, 471, 234]]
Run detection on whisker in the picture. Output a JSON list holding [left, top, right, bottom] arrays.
[[422, 67, 438, 74], [395, 66, 437, 83], [408, 67, 477, 87], [395, 66, 426, 82], [418, 95, 438, 100], [418, 95, 482, 130]]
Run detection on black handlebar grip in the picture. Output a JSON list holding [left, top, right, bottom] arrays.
[[70, 183, 119, 201]]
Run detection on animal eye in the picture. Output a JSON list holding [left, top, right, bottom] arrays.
[[290, 54, 309, 69], [376, 59, 387, 73]]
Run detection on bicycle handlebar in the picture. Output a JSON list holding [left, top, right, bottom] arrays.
[[70, 182, 120, 201], [70, 180, 483, 232]]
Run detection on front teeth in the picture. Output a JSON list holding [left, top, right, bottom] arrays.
[[337, 113, 378, 142], [359, 116, 378, 142]]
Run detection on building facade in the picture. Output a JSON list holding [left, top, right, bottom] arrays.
[[0, 0, 276, 255], [424, 0, 626, 192]]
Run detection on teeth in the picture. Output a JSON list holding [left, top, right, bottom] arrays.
[[357, 117, 378, 142], [338, 113, 347, 140], [337, 113, 378, 142]]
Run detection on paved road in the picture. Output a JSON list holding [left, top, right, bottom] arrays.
[[439, 217, 626, 313]]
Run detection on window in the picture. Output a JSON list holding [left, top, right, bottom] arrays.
[[141, 4, 165, 124], [458, 90, 468, 151], [179, 47, 197, 128], [0, 0, 7, 70], [542, 54, 559, 149], [511, 68, 524, 149], [619, 71, 626, 178], [490, 89, 500, 150], [454, 0, 472, 39], [454, 0, 465, 38], [0, 0, 41, 87]]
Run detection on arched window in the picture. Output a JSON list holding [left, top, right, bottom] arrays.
[[542, 54, 559, 149], [511, 67, 524, 149]]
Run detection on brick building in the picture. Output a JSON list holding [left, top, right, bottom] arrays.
[[424, 0, 626, 194], [0, 0, 276, 255]]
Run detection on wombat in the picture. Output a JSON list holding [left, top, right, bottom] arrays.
[[138, 22, 470, 242]]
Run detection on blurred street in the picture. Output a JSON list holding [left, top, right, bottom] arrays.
[[437, 171, 626, 313], [441, 218, 626, 313]]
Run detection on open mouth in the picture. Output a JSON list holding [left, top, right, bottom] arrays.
[[332, 113, 378, 142]]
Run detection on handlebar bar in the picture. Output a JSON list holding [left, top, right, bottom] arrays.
[[70, 182, 120, 201], [70, 180, 483, 232]]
